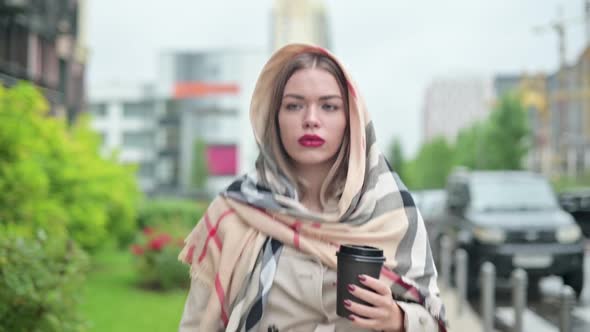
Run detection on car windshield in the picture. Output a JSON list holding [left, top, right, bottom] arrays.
[[470, 176, 559, 211]]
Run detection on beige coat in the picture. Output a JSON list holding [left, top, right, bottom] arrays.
[[179, 245, 438, 332]]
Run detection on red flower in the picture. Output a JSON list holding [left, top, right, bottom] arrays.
[[143, 227, 154, 236], [131, 244, 144, 256], [149, 234, 172, 251]]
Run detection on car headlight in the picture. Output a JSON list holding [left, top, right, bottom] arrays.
[[473, 226, 506, 244], [556, 224, 582, 243]]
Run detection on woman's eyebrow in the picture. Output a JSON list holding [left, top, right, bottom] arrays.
[[283, 94, 305, 100], [282, 94, 342, 100], [319, 95, 342, 100]]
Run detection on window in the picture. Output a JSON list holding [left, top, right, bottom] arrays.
[[123, 101, 154, 118], [123, 131, 154, 149], [138, 162, 155, 177], [206, 144, 237, 176], [470, 176, 558, 211], [90, 103, 107, 117]]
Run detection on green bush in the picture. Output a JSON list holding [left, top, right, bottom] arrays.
[[137, 199, 207, 231], [130, 227, 189, 290], [0, 82, 141, 252], [130, 199, 207, 290], [0, 229, 89, 332]]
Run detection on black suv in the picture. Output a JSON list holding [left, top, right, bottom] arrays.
[[441, 170, 585, 297], [558, 189, 590, 238]]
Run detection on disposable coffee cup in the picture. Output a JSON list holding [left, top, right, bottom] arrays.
[[336, 244, 386, 318]]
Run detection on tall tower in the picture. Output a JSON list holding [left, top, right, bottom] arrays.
[[271, 0, 331, 51]]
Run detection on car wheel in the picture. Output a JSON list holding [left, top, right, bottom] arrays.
[[563, 269, 584, 299]]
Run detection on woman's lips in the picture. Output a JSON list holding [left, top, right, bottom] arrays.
[[298, 134, 325, 147]]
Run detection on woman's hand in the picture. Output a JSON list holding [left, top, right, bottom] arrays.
[[345, 274, 405, 332]]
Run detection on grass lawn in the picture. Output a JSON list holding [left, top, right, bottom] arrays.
[[80, 246, 188, 331]]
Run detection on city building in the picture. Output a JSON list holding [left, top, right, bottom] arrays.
[[494, 73, 550, 174], [547, 45, 590, 177], [0, 0, 88, 123], [89, 82, 160, 193], [493, 45, 590, 177], [271, 0, 330, 50], [422, 76, 494, 143], [156, 49, 265, 197], [90, 49, 265, 197]]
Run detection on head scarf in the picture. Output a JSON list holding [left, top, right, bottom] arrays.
[[179, 43, 447, 331]]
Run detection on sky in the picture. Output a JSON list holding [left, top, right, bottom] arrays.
[[86, 0, 588, 157]]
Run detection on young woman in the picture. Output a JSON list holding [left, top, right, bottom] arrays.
[[178, 44, 446, 332]]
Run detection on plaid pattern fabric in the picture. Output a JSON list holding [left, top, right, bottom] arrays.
[[179, 43, 447, 331]]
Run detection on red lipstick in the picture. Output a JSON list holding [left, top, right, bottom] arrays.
[[298, 134, 325, 147]]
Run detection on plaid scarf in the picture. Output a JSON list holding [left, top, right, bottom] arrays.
[[179, 44, 447, 331]]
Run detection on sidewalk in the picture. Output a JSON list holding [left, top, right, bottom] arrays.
[[440, 286, 485, 332]]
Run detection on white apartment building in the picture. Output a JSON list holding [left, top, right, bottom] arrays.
[[422, 77, 494, 143], [89, 49, 265, 197]]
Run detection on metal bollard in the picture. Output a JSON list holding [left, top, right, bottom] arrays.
[[454, 249, 468, 316], [440, 236, 452, 290], [511, 269, 527, 332], [559, 285, 575, 332], [481, 262, 496, 332]]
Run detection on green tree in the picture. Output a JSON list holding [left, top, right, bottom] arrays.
[[387, 137, 406, 181], [406, 137, 454, 189], [483, 92, 530, 170], [0, 82, 141, 251], [191, 138, 208, 190], [454, 122, 487, 169]]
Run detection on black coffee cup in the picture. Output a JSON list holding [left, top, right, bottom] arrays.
[[336, 244, 386, 318]]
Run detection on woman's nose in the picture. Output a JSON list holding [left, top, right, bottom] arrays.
[[303, 105, 320, 129]]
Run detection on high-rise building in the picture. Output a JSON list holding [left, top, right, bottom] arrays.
[[90, 49, 266, 197], [547, 46, 590, 177], [157, 50, 264, 196], [492, 44, 590, 177], [271, 0, 331, 50], [89, 82, 160, 193], [422, 77, 494, 143], [0, 0, 88, 123]]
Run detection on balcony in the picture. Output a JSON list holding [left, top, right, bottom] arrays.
[[0, 71, 63, 105], [0, 0, 31, 14]]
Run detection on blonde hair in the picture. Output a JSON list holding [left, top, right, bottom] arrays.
[[257, 52, 350, 209]]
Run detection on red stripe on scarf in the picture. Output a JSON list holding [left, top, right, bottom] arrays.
[[197, 210, 234, 264], [258, 210, 305, 249], [380, 267, 421, 301], [291, 221, 302, 249], [214, 274, 229, 326], [381, 267, 445, 330]]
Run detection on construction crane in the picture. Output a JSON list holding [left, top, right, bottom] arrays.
[[532, 2, 587, 68]]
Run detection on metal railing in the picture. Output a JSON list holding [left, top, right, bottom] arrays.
[[439, 235, 576, 332]]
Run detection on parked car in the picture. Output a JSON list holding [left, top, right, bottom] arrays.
[[558, 189, 590, 238], [440, 170, 585, 298]]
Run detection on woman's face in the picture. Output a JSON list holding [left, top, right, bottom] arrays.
[[278, 68, 347, 170]]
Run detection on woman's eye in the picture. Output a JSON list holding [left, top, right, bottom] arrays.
[[285, 103, 302, 111], [322, 104, 339, 111]]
